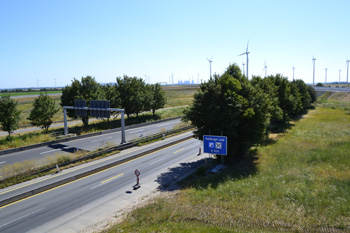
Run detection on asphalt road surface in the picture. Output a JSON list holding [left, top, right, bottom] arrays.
[[0, 118, 182, 166], [313, 86, 350, 92], [0, 134, 205, 233]]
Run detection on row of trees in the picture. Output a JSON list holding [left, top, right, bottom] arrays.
[[0, 94, 59, 136], [61, 75, 166, 126], [0, 75, 167, 136], [184, 63, 316, 161], [0, 88, 61, 93]]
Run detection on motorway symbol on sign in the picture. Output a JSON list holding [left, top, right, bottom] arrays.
[[203, 135, 227, 155]]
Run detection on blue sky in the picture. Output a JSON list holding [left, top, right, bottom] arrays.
[[1, 0, 349, 89]]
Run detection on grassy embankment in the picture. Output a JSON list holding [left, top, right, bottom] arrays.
[[103, 92, 350, 232], [0, 87, 197, 150]]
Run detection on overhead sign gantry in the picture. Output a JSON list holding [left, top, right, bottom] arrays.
[[63, 100, 126, 144]]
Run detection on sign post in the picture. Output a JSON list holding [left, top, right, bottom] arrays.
[[133, 169, 141, 190]]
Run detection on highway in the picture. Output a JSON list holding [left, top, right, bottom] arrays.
[[0, 133, 205, 233], [313, 86, 350, 92], [0, 118, 182, 166]]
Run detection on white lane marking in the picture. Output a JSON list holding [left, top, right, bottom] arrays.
[[157, 123, 175, 127], [128, 129, 143, 133], [0, 207, 45, 229], [0, 161, 6, 165], [90, 173, 124, 190], [149, 157, 167, 165], [39, 147, 70, 154], [92, 136, 113, 142]]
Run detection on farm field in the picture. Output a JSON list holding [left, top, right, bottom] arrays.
[[103, 92, 350, 232], [0, 91, 61, 97], [5, 86, 197, 127]]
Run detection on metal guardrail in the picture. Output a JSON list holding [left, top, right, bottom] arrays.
[[129, 125, 194, 145]]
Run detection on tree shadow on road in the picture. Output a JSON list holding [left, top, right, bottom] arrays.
[[154, 158, 209, 192], [154, 150, 259, 192], [48, 143, 88, 154]]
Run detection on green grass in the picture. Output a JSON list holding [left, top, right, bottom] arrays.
[[0, 91, 61, 97], [164, 87, 197, 108], [103, 97, 350, 232], [16, 95, 63, 126]]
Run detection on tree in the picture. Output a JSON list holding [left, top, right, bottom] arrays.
[[251, 76, 283, 123], [0, 96, 21, 136], [184, 64, 271, 160], [307, 85, 317, 103], [149, 83, 166, 117], [116, 76, 146, 118], [268, 74, 300, 121], [291, 79, 311, 113], [28, 93, 59, 131], [60, 76, 103, 127]]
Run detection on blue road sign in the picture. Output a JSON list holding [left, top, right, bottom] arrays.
[[203, 135, 227, 155]]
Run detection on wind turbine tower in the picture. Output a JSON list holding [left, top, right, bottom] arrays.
[[239, 42, 250, 78], [325, 68, 328, 83], [346, 60, 350, 84], [312, 57, 316, 85], [339, 70, 341, 83], [293, 67, 295, 81], [242, 63, 245, 76], [263, 61, 267, 77], [207, 57, 213, 78]]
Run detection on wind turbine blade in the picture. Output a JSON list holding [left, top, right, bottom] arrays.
[[238, 52, 246, 56], [246, 40, 249, 53]]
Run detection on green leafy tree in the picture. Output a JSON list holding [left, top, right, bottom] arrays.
[[184, 64, 271, 160], [103, 83, 120, 108], [307, 85, 317, 103], [28, 93, 59, 131], [251, 76, 283, 123], [60, 76, 103, 126], [116, 76, 146, 118], [0, 96, 21, 136], [149, 83, 166, 117], [267, 74, 300, 121], [291, 79, 311, 113]]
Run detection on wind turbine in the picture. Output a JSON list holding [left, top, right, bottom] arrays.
[[242, 63, 245, 75], [263, 60, 267, 77], [293, 67, 295, 81], [312, 57, 316, 85], [346, 59, 350, 84], [239, 42, 250, 78], [339, 69, 341, 83], [207, 57, 213, 78]]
